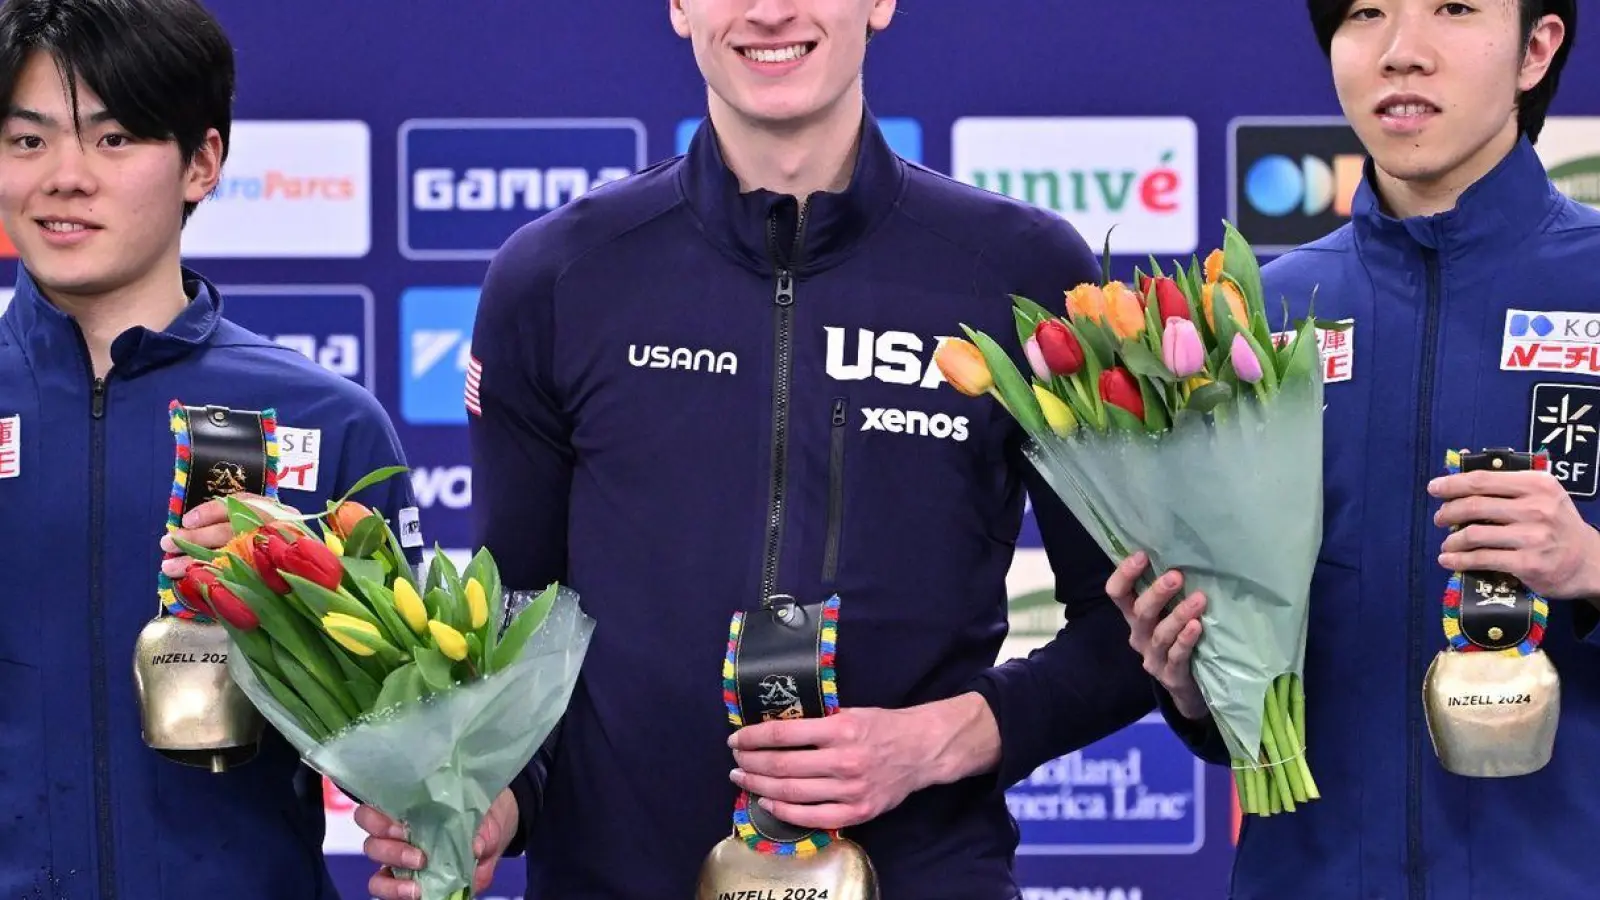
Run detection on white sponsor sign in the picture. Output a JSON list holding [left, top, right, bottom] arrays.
[[182, 121, 370, 258], [1534, 116, 1600, 211], [952, 117, 1198, 255]]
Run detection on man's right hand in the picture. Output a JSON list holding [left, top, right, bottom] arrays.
[[355, 788, 519, 900], [1107, 551, 1209, 721]]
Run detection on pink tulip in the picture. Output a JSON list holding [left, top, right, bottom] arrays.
[[1231, 334, 1264, 383], [1161, 318, 1205, 378], [1024, 336, 1052, 382]]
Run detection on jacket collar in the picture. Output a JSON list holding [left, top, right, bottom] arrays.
[[3, 264, 223, 377], [677, 107, 906, 275], [1350, 134, 1560, 261]]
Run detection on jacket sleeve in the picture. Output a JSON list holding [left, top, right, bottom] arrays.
[[961, 214, 1160, 791], [466, 222, 577, 856], [334, 390, 425, 569]]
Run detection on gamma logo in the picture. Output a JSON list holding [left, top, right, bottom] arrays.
[[399, 118, 647, 261], [1227, 117, 1368, 255]]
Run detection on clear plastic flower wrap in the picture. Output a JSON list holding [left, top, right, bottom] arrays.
[[935, 222, 1337, 816]]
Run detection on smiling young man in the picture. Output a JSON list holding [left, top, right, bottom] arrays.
[[0, 1, 423, 897], [353, 1, 1157, 898], [1110, 1, 1600, 897]]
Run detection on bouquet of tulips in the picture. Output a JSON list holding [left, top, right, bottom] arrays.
[[936, 222, 1334, 817], [170, 466, 594, 899]]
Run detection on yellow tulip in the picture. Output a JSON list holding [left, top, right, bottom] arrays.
[[466, 578, 488, 630], [392, 578, 428, 636], [933, 338, 993, 398], [323, 612, 385, 658], [1032, 385, 1076, 436], [324, 531, 345, 556], [428, 620, 469, 662], [1102, 281, 1145, 340]]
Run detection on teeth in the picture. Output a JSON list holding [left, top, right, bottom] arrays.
[[742, 44, 810, 63], [42, 221, 86, 233], [1383, 103, 1435, 118]]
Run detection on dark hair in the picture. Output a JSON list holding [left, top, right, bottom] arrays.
[[1306, 0, 1576, 143], [0, 0, 235, 222]]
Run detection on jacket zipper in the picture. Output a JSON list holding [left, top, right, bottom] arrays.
[[1406, 250, 1442, 900], [759, 203, 809, 604], [822, 397, 847, 586]]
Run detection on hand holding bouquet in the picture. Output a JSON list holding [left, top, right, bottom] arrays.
[[937, 222, 1336, 816], [170, 466, 594, 899]]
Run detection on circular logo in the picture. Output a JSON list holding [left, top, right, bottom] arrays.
[[1245, 154, 1337, 217]]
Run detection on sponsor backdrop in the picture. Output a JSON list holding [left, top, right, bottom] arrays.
[[5, 2, 1595, 897]]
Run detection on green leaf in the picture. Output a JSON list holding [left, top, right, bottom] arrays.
[[959, 324, 1046, 435], [491, 584, 559, 673], [413, 644, 457, 692], [340, 557, 386, 588], [220, 620, 283, 683], [170, 537, 220, 563], [335, 465, 409, 507], [1014, 306, 1037, 351], [1100, 225, 1116, 285], [1222, 221, 1265, 318], [1105, 404, 1147, 433], [331, 645, 382, 713], [371, 662, 426, 716], [1280, 320, 1324, 385], [353, 575, 423, 652], [1119, 339, 1177, 384], [1009, 293, 1061, 326], [281, 572, 382, 630], [1136, 375, 1170, 433], [253, 662, 330, 742], [1147, 255, 1166, 279], [273, 642, 353, 734], [222, 496, 267, 538], [1075, 318, 1119, 373], [1185, 381, 1235, 415], [343, 514, 387, 560]]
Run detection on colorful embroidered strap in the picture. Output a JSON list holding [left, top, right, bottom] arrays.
[[1440, 448, 1549, 657], [158, 402, 279, 619], [723, 594, 841, 856]]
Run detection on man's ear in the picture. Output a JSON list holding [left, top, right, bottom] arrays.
[[182, 128, 223, 204], [867, 0, 896, 35], [1518, 13, 1566, 93], [669, 0, 691, 39]]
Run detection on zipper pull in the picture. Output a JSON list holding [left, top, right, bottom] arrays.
[[774, 269, 795, 307], [92, 378, 106, 419], [831, 398, 846, 427]]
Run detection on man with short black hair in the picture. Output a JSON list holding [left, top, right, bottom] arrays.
[[0, 1, 422, 896], [1113, 1, 1600, 896]]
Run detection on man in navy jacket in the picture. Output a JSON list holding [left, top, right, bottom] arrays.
[[0, 1, 423, 897], [357, 1, 1157, 898], [1114, 1, 1600, 896]]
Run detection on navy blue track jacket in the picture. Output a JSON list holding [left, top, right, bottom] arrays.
[[0, 266, 423, 899], [468, 112, 1157, 899], [1161, 137, 1600, 897]]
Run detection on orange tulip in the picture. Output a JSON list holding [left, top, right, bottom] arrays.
[[1103, 281, 1146, 340], [1204, 249, 1225, 284], [933, 338, 993, 398], [1203, 280, 1249, 332], [1065, 283, 1107, 325], [326, 501, 375, 540]]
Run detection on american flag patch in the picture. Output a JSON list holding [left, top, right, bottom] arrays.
[[464, 354, 483, 416]]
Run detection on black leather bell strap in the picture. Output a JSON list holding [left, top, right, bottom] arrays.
[[722, 594, 840, 855], [159, 402, 279, 618], [1441, 449, 1549, 655]]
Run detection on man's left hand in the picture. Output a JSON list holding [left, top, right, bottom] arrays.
[[726, 693, 999, 830], [158, 493, 298, 578], [1430, 467, 1600, 601]]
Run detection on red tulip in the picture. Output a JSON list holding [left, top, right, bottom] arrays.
[[175, 562, 260, 630], [259, 523, 344, 592], [1034, 320, 1084, 376], [1140, 274, 1190, 323], [249, 524, 294, 594], [1099, 367, 1145, 420]]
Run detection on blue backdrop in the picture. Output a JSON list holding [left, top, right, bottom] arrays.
[[15, 2, 1600, 898]]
